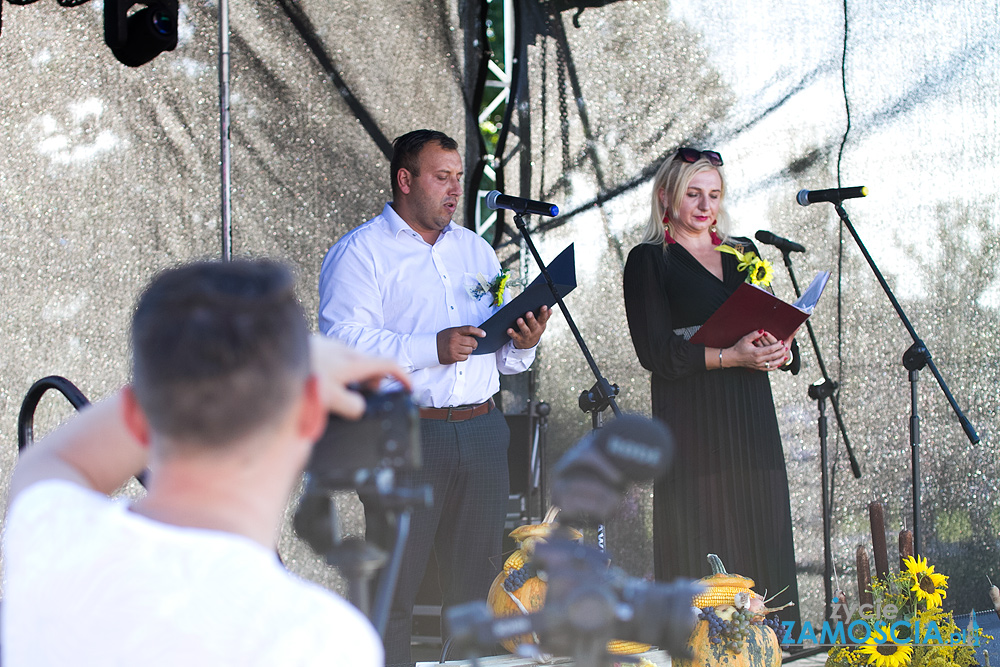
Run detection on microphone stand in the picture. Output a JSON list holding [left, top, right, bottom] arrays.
[[832, 201, 979, 555], [775, 247, 861, 625], [510, 210, 621, 550]]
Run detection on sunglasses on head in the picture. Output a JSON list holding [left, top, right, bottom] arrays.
[[676, 147, 723, 166]]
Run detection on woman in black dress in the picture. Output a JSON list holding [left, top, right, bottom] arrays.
[[623, 148, 800, 622]]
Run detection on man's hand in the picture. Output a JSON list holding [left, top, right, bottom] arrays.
[[508, 305, 551, 349], [310, 335, 411, 419], [436, 325, 486, 364]]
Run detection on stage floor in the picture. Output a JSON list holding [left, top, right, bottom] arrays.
[[416, 650, 668, 667], [415, 609, 1000, 667], [413, 647, 826, 667], [414, 647, 830, 667]]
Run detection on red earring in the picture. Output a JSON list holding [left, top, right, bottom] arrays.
[[710, 224, 722, 246], [662, 213, 677, 245]]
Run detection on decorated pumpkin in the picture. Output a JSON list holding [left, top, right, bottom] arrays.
[[486, 509, 650, 655], [673, 554, 787, 667]]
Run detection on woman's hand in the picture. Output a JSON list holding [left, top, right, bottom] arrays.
[[782, 328, 799, 350], [727, 329, 788, 372]]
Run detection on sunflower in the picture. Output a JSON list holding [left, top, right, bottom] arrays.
[[903, 555, 949, 609], [857, 625, 914, 667], [716, 245, 775, 287], [748, 258, 775, 287]]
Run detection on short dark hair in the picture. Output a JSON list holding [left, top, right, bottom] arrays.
[[390, 129, 459, 197], [130, 259, 310, 448]]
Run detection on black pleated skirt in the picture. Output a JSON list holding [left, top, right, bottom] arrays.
[[652, 366, 801, 625]]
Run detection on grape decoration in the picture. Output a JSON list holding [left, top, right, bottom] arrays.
[[503, 562, 537, 592], [699, 606, 782, 654], [762, 615, 787, 643]]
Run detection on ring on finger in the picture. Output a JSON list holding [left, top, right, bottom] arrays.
[[764, 361, 770, 369]]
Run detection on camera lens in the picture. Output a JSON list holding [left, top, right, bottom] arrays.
[[150, 9, 173, 36]]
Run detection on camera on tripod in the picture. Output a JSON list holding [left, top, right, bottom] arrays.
[[304, 389, 421, 493], [292, 389, 429, 627], [445, 415, 703, 667]]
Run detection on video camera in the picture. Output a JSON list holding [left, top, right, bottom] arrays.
[[302, 389, 421, 493], [292, 389, 428, 631], [446, 415, 702, 667]]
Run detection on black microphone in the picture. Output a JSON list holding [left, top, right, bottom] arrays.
[[551, 415, 673, 523], [796, 186, 868, 206], [485, 190, 559, 217], [755, 230, 805, 254]]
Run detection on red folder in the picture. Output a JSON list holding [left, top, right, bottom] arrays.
[[689, 282, 812, 348]]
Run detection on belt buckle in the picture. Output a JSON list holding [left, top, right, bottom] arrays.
[[446, 407, 463, 423]]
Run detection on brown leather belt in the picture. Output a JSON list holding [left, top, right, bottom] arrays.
[[419, 398, 494, 422]]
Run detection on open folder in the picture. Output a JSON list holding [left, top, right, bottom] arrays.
[[473, 243, 577, 355], [689, 271, 831, 348]]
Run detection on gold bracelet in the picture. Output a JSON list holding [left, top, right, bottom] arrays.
[[718, 348, 724, 369]]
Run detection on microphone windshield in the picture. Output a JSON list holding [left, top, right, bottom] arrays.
[[551, 414, 674, 524], [594, 414, 674, 483]]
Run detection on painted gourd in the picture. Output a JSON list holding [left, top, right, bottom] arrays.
[[486, 510, 650, 655], [673, 554, 782, 667], [677, 618, 782, 667]]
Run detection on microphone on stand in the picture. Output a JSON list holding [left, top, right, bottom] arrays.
[[485, 190, 559, 217], [755, 230, 805, 254], [796, 186, 867, 206]]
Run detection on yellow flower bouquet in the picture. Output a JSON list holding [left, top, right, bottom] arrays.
[[825, 557, 990, 667]]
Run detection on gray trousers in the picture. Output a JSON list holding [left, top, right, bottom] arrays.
[[362, 406, 510, 666]]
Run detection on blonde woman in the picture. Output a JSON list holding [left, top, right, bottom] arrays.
[[623, 148, 800, 628]]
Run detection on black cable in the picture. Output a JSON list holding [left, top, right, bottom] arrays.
[[465, 0, 493, 234], [830, 0, 853, 550], [273, 0, 392, 160], [836, 0, 852, 374]]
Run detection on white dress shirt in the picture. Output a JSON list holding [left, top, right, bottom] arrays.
[[319, 203, 535, 408]]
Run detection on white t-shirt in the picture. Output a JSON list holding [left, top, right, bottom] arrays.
[[1, 480, 383, 667]]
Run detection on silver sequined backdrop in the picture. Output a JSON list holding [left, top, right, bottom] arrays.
[[1, 0, 997, 634]]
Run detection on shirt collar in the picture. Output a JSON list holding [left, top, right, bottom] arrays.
[[383, 202, 456, 242]]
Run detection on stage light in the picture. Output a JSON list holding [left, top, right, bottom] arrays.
[[104, 0, 178, 67]]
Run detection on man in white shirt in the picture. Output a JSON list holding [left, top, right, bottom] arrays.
[[2, 260, 409, 667], [318, 129, 550, 664]]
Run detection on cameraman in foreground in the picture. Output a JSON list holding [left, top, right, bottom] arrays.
[[2, 260, 408, 666]]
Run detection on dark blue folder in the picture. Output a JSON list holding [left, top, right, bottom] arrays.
[[473, 243, 577, 355]]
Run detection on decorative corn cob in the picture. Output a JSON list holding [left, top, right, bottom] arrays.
[[607, 639, 654, 655], [691, 553, 757, 609], [502, 549, 526, 573]]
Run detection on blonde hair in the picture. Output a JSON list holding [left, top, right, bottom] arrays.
[[639, 151, 731, 245]]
